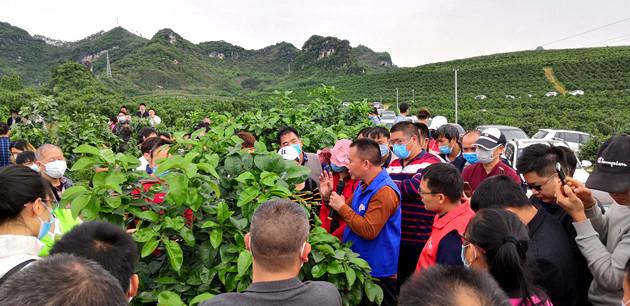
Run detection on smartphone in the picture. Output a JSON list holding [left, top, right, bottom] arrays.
[[555, 162, 567, 185]]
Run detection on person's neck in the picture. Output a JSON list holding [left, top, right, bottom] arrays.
[[0, 221, 34, 237], [404, 146, 422, 163], [299, 152, 305, 164], [482, 158, 500, 174], [44, 174, 60, 186], [448, 146, 461, 160], [437, 202, 459, 217], [505, 205, 538, 225], [360, 168, 381, 185], [251, 261, 299, 283]]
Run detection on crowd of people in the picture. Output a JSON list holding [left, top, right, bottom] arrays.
[[1, 102, 630, 306]]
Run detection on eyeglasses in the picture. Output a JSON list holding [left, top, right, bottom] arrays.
[[460, 235, 486, 254], [526, 173, 557, 191]]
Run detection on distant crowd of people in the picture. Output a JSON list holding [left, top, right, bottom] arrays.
[[1, 103, 630, 306]]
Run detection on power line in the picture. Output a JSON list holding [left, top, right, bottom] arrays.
[[589, 33, 630, 46], [541, 17, 630, 47]]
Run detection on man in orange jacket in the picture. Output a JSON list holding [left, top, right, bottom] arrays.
[[416, 163, 475, 271]]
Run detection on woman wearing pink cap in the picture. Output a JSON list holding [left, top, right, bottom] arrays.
[[319, 139, 360, 240]]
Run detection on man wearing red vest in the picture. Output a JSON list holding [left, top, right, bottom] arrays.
[[416, 163, 475, 271]]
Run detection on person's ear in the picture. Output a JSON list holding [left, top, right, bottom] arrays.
[[128, 274, 139, 298], [301, 242, 311, 263], [244, 233, 252, 251]]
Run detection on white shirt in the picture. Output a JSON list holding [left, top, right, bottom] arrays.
[[137, 156, 149, 172], [150, 116, 161, 126], [0, 235, 41, 278]]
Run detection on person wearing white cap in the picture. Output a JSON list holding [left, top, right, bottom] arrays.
[[461, 128, 521, 193]]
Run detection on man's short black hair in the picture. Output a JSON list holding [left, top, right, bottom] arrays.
[[471, 175, 531, 211], [400, 265, 511, 306], [367, 126, 390, 139], [399, 102, 410, 113], [413, 122, 430, 140], [391, 121, 421, 140], [50, 221, 139, 293], [139, 103, 146, 107], [15, 151, 36, 165], [417, 108, 431, 120], [350, 138, 382, 166], [422, 163, 464, 203], [0, 122, 9, 135], [137, 127, 157, 144], [277, 126, 300, 145], [0, 254, 127, 306], [434, 124, 460, 142], [517, 144, 575, 177], [357, 127, 373, 138]]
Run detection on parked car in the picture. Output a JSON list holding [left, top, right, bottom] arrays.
[[504, 139, 590, 183], [476, 125, 529, 140], [504, 138, 613, 208], [532, 129, 591, 152], [380, 111, 396, 127]]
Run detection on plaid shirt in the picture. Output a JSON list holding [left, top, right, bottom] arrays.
[[0, 136, 10, 167]]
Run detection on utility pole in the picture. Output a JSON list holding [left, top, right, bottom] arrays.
[[288, 63, 291, 73], [106, 50, 112, 78], [412, 89, 415, 103], [454, 69, 458, 124], [396, 88, 399, 113]]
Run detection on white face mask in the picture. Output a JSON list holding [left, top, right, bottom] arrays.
[[299, 242, 307, 268], [45, 160, 67, 179], [476, 147, 496, 164], [29, 164, 40, 172]]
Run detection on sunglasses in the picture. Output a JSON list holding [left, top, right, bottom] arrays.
[[526, 173, 557, 191]]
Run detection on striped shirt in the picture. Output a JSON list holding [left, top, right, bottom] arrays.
[[387, 150, 443, 246], [0, 136, 10, 167]]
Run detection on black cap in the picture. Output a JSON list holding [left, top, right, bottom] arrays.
[[586, 134, 630, 193], [475, 128, 507, 150]]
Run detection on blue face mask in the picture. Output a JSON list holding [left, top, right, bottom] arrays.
[[290, 144, 302, 157], [463, 152, 478, 164], [379, 144, 390, 157], [392, 143, 410, 159], [37, 203, 55, 240], [439, 145, 452, 155], [330, 163, 347, 173]]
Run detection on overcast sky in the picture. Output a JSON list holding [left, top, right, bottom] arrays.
[[2, 0, 630, 67]]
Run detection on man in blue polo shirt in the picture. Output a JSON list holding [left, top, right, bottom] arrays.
[[462, 128, 521, 193]]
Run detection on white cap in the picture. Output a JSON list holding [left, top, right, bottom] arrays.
[[429, 115, 448, 130], [278, 146, 299, 161]]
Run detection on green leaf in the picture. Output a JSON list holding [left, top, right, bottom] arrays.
[[70, 193, 91, 219], [365, 280, 384, 304], [100, 149, 116, 165], [327, 261, 344, 274], [70, 156, 101, 171], [162, 238, 184, 273], [311, 263, 327, 278], [104, 196, 121, 209], [141, 239, 159, 258], [73, 144, 100, 156], [189, 293, 215, 305], [179, 227, 196, 247], [210, 229, 223, 249], [350, 257, 371, 270], [237, 250, 252, 276], [217, 201, 232, 224], [237, 186, 260, 207], [345, 265, 356, 288], [229, 217, 248, 231], [157, 290, 185, 306], [260, 171, 279, 187], [201, 220, 218, 228], [235, 172, 255, 184], [133, 227, 158, 243], [164, 173, 189, 205]]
